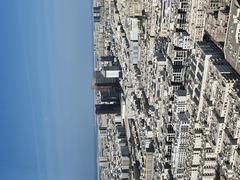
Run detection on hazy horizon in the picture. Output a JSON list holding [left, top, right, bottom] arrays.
[[0, 0, 96, 179]]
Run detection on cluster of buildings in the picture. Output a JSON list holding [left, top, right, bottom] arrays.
[[93, 0, 240, 179]]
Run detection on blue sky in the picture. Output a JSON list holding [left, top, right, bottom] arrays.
[[0, 0, 96, 180]]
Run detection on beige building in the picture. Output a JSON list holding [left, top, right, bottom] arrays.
[[144, 150, 154, 180], [224, 0, 240, 74], [205, 10, 229, 43], [128, 0, 143, 17]]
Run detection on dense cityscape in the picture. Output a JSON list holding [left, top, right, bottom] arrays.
[[93, 0, 240, 179]]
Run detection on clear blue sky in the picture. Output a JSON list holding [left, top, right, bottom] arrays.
[[0, 0, 96, 180]]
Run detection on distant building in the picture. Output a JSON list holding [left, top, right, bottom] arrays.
[[93, 6, 101, 14], [94, 16, 101, 23], [95, 104, 121, 114], [94, 71, 119, 88], [99, 56, 115, 62], [102, 65, 121, 78]]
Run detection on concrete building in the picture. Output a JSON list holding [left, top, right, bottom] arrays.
[[172, 112, 191, 179], [144, 144, 155, 180], [187, 40, 240, 179]]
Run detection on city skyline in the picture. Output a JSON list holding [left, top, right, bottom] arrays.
[[94, 0, 240, 179]]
